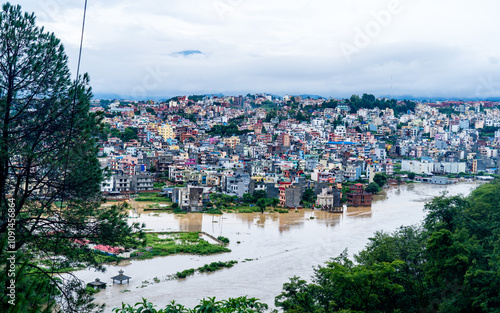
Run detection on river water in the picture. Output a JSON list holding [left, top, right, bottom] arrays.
[[75, 182, 481, 311]]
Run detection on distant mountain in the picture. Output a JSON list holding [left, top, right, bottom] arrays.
[[93, 93, 125, 100], [296, 94, 324, 100]]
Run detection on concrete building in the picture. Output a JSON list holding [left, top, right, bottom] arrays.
[[431, 176, 450, 185], [278, 182, 302, 208], [316, 187, 342, 209], [223, 136, 240, 149], [131, 175, 154, 192], [347, 184, 372, 207], [277, 133, 291, 147], [114, 175, 131, 192], [158, 124, 175, 141]]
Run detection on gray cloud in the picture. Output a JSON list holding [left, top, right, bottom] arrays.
[[16, 0, 500, 99]]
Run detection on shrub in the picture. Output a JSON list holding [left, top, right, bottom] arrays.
[[217, 236, 230, 244]]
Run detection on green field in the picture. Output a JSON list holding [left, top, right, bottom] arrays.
[[132, 232, 230, 260]]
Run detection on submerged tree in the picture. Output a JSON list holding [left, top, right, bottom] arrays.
[[0, 3, 142, 312]]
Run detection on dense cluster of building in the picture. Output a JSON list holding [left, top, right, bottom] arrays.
[[93, 95, 500, 211]]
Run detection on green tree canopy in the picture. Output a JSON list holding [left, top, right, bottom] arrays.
[[0, 3, 142, 311], [301, 188, 316, 203], [373, 173, 387, 188], [276, 180, 500, 312], [113, 296, 268, 313], [365, 182, 381, 194]]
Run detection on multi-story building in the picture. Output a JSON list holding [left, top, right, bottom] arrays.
[[223, 136, 240, 149], [279, 182, 302, 208], [131, 175, 154, 192], [316, 187, 342, 210], [277, 133, 291, 147], [158, 124, 175, 141], [347, 184, 372, 206], [114, 175, 131, 192]]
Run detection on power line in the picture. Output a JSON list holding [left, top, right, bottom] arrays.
[[60, 0, 88, 209]]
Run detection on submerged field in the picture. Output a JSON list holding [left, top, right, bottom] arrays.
[[132, 232, 230, 260]]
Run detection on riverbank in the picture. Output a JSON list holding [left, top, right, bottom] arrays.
[[76, 182, 482, 312]]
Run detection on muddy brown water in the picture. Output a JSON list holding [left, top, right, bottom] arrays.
[[74, 182, 481, 312]]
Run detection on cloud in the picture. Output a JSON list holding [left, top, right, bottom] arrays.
[[15, 0, 500, 99]]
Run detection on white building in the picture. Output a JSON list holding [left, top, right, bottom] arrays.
[[334, 125, 346, 137], [401, 160, 434, 175]]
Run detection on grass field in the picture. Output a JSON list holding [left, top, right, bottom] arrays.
[[132, 232, 230, 260]]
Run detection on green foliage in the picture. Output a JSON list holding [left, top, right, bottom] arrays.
[[373, 173, 388, 188], [277, 180, 500, 312], [256, 198, 267, 213], [210, 193, 238, 209], [276, 251, 404, 313], [346, 94, 416, 116], [437, 107, 456, 116], [365, 182, 381, 194], [204, 208, 223, 215], [175, 261, 238, 278], [122, 127, 139, 142], [207, 124, 250, 136], [113, 296, 268, 313], [274, 209, 289, 213], [408, 172, 416, 180], [136, 233, 230, 260], [106, 127, 139, 142], [176, 268, 195, 279], [302, 188, 316, 203], [253, 190, 268, 201], [135, 194, 172, 202], [0, 3, 142, 310], [479, 126, 500, 137], [197, 261, 238, 273], [235, 207, 262, 213], [217, 236, 230, 244], [153, 182, 165, 189]]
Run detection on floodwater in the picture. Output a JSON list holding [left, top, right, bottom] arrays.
[[75, 182, 482, 312]]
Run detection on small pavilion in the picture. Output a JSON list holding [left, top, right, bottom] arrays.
[[87, 278, 107, 289], [111, 270, 131, 284]]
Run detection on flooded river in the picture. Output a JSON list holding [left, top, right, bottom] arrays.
[[75, 182, 481, 311]]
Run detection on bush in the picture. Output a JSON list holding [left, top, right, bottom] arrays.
[[113, 296, 268, 312], [205, 208, 223, 214], [197, 261, 238, 273], [217, 236, 230, 244], [176, 268, 195, 279]]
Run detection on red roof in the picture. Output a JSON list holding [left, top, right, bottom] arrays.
[[94, 245, 124, 254]]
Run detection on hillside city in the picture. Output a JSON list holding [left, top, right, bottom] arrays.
[[6, 1, 500, 312], [94, 93, 500, 211]]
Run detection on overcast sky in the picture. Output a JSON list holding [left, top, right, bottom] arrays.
[[18, 0, 500, 100]]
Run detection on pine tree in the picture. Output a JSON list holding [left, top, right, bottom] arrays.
[[0, 3, 142, 312]]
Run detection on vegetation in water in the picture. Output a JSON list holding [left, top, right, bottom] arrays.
[[132, 232, 230, 260], [176, 261, 238, 279]]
